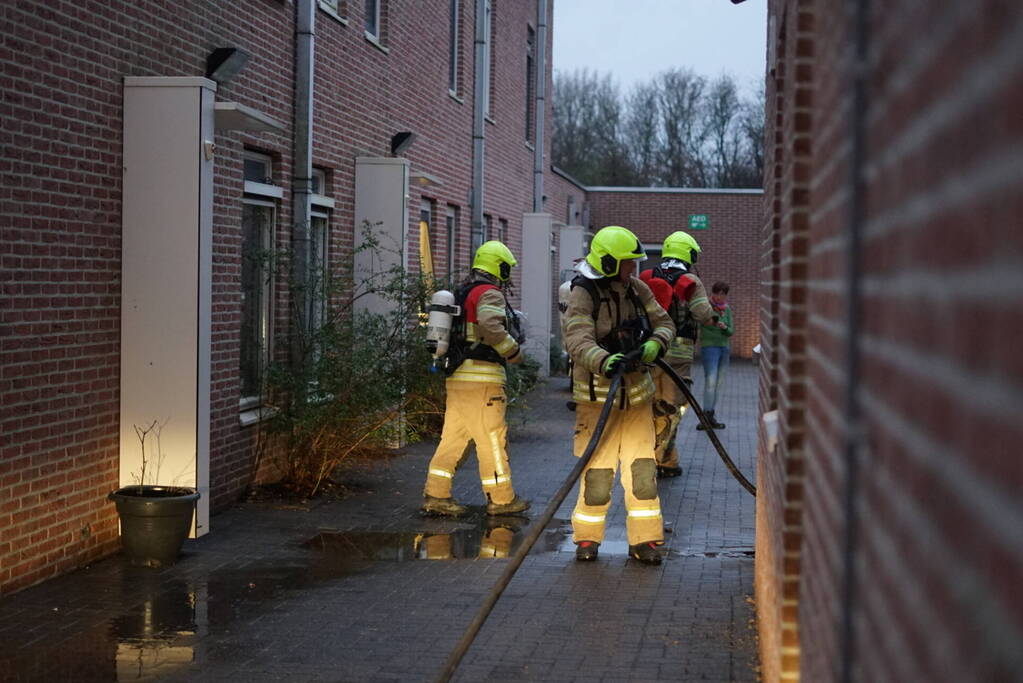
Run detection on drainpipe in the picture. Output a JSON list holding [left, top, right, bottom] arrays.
[[532, 0, 548, 213], [840, 0, 869, 681], [471, 0, 488, 240], [292, 0, 315, 369]]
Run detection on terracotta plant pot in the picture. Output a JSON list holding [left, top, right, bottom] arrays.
[[108, 486, 200, 567]]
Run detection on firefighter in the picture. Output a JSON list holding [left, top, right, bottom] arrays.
[[639, 231, 717, 478], [421, 240, 531, 517], [563, 226, 675, 565]]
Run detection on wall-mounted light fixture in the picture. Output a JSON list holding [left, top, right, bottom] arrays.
[[391, 131, 417, 156], [206, 47, 250, 85]]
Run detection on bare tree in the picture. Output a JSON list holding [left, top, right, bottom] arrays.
[[736, 82, 766, 187], [553, 68, 764, 189], [705, 75, 746, 187], [623, 82, 662, 185], [657, 68, 708, 187], [552, 69, 632, 185]]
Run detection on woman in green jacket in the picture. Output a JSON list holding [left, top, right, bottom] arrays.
[[698, 282, 733, 430]]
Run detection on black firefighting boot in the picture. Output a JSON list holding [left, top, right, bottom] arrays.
[[575, 541, 599, 561], [420, 495, 468, 517], [629, 541, 663, 565], [486, 495, 530, 516], [657, 465, 683, 478]]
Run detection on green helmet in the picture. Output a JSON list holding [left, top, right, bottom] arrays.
[[472, 240, 517, 281], [662, 231, 701, 265], [586, 226, 646, 277]]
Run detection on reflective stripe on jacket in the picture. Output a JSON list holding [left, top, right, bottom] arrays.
[[449, 279, 520, 385]]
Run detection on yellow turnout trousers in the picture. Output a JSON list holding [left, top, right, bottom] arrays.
[[424, 381, 516, 505], [571, 400, 664, 546], [652, 367, 689, 469]]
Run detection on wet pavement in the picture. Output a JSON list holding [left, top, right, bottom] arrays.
[[0, 361, 759, 682]]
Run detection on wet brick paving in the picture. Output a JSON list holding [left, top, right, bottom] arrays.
[[0, 361, 759, 682]]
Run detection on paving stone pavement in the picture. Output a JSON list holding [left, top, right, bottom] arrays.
[[0, 361, 760, 682]]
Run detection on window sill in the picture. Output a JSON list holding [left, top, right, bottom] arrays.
[[317, 1, 348, 25], [239, 405, 276, 427], [524, 141, 535, 151], [448, 90, 464, 104], [364, 31, 389, 54], [485, 114, 496, 126]]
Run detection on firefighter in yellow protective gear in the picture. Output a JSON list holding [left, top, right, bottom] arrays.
[[421, 241, 531, 518], [639, 231, 717, 478], [562, 226, 675, 565]]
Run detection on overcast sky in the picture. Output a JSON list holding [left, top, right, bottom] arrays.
[[552, 0, 767, 97]]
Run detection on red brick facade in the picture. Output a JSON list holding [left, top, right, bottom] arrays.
[[759, 1, 1023, 681], [1, 0, 557, 595], [2, 0, 770, 597]]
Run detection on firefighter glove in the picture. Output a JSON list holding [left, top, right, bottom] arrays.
[[640, 339, 661, 363], [602, 353, 627, 377]]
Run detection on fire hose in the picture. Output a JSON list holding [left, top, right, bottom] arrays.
[[435, 352, 755, 681], [434, 353, 634, 683], [654, 357, 757, 497]]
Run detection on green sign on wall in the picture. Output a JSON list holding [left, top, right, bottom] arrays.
[[688, 214, 709, 230]]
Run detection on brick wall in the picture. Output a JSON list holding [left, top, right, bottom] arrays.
[[761, 1, 1023, 681], [1, 0, 554, 595], [587, 189, 763, 358]]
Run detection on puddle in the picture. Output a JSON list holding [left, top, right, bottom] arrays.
[[304, 514, 571, 561], [3, 517, 580, 680]]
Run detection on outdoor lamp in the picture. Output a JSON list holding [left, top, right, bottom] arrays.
[[391, 131, 417, 156], [206, 47, 250, 84]]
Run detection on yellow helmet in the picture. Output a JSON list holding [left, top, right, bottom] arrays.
[[662, 231, 701, 265], [586, 226, 646, 277], [472, 240, 517, 281]]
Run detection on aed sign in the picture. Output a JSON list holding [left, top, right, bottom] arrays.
[[688, 214, 709, 230]]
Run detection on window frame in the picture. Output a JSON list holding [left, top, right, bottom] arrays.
[[448, 0, 460, 95], [482, 0, 493, 118], [525, 25, 536, 140], [239, 195, 276, 416], [365, 0, 380, 40], [446, 205, 458, 278]]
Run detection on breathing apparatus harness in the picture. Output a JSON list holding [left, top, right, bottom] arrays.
[[426, 279, 523, 376], [646, 262, 700, 342], [570, 274, 652, 404]]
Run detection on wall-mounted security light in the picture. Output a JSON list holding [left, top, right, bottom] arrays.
[[206, 47, 250, 85], [391, 131, 417, 156]]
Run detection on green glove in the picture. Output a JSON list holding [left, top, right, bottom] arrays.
[[640, 339, 661, 363], [602, 353, 626, 377]]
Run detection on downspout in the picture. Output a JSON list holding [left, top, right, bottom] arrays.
[[471, 0, 487, 239], [532, 0, 548, 212], [840, 0, 869, 681], [292, 0, 315, 369]]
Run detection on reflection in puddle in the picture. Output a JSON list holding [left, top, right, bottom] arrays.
[[111, 581, 204, 681], [304, 516, 570, 562], [2, 517, 575, 680]]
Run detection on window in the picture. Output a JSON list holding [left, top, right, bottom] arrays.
[[567, 195, 576, 224], [446, 205, 458, 277], [471, 214, 487, 258], [318, 0, 346, 21], [365, 0, 380, 39], [448, 0, 460, 94], [241, 152, 278, 410], [310, 169, 332, 339], [525, 26, 536, 140], [497, 218, 508, 243], [482, 0, 493, 117]]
